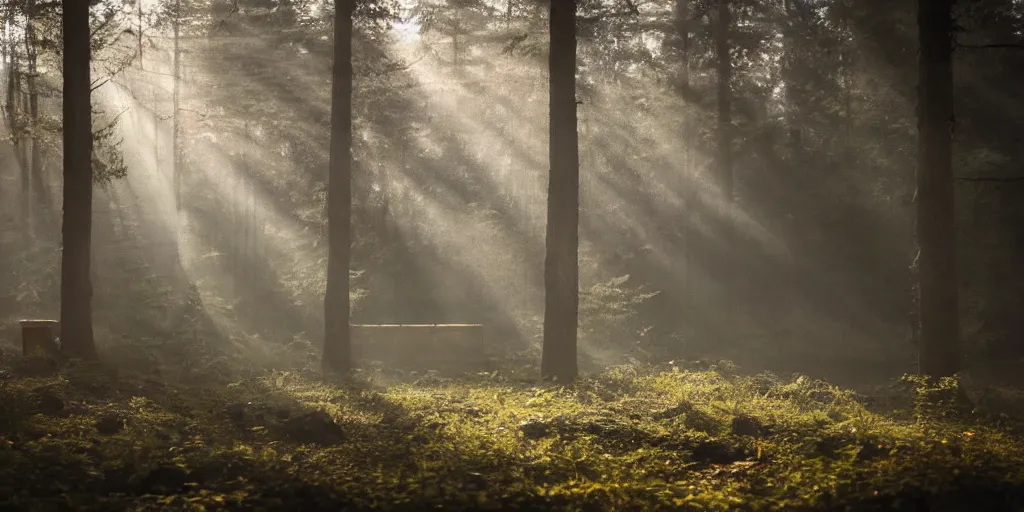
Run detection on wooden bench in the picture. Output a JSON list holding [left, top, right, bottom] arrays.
[[351, 324, 491, 374]]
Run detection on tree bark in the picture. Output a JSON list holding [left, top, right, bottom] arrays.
[[716, 0, 734, 325], [26, 0, 41, 227], [916, 0, 960, 377], [717, 0, 732, 200], [13, 51, 29, 224], [675, 0, 697, 340], [541, 0, 580, 382], [173, 0, 181, 213], [19, 61, 29, 169], [674, 0, 690, 90], [9, 44, 28, 203], [782, 0, 804, 156], [61, 0, 97, 359], [323, 0, 355, 374]]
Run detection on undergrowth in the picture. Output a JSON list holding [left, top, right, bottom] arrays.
[[1, 344, 1024, 511]]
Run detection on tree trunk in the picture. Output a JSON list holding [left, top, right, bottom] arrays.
[[173, 0, 181, 213], [323, 0, 355, 374], [916, 0, 960, 377], [19, 64, 28, 167], [152, 84, 159, 173], [782, 0, 804, 156], [674, 0, 690, 90], [26, 0, 41, 228], [60, 0, 97, 359], [675, 0, 695, 334], [5, 35, 16, 127], [12, 52, 29, 224], [541, 0, 579, 382], [717, 0, 732, 200], [10, 49, 27, 181], [716, 0, 734, 324]]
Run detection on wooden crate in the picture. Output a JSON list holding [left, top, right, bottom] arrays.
[[20, 320, 60, 357]]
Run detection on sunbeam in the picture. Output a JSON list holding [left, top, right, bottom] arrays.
[[2, 0, 1024, 507]]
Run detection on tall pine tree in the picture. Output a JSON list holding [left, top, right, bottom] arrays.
[[916, 0, 960, 377], [323, 0, 355, 374], [60, 0, 97, 359], [541, 0, 580, 382]]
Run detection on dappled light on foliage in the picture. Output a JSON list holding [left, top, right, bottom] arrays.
[[2, 0, 1024, 508], [3, 353, 1024, 510]]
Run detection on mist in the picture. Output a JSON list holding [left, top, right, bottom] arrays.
[[1, 0, 1023, 510]]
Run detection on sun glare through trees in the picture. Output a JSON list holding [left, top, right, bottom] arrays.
[[1, 0, 1024, 510]]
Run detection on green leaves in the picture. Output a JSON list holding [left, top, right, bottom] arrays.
[[2, 357, 1024, 510]]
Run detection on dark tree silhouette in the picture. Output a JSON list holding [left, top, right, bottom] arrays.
[[323, 0, 355, 374], [916, 0, 960, 377], [60, 0, 97, 359], [541, 0, 580, 382]]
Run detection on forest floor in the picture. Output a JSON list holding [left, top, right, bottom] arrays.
[[2, 346, 1024, 512]]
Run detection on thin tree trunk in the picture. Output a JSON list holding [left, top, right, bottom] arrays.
[[717, 0, 732, 199], [323, 0, 355, 374], [26, 0, 41, 228], [675, 0, 690, 91], [716, 0, 733, 197], [173, 0, 181, 213], [152, 83, 158, 173], [11, 48, 29, 224], [916, 0, 960, 377], [5, 35, 16, 128], [1, 23, 6, 90], [541, 0, 580, 382], [19, 63, 28, 166], [716, 0, 733, 324], [782, 0, 804, 156], [11, 50, 26, 172], [61, 0, 97, 359], [675, 0, 695, 339]]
